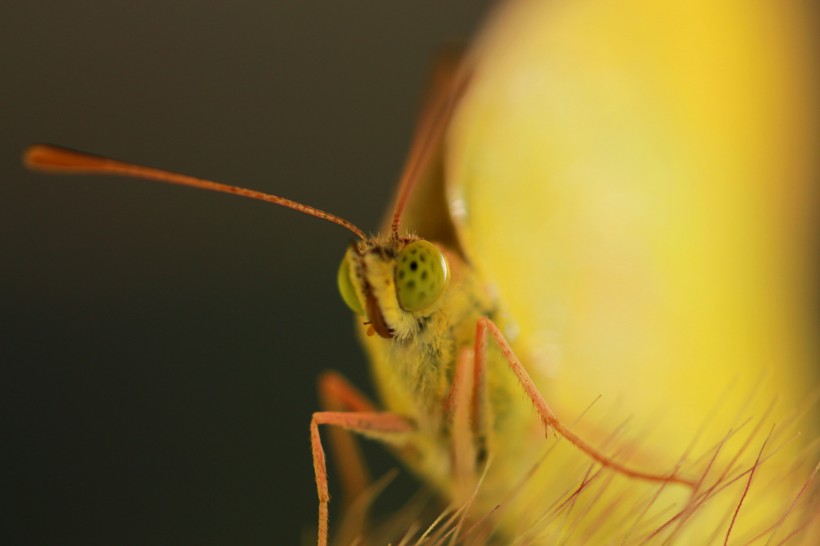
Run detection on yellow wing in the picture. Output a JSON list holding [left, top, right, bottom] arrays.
[[446, 0, 818, 540]]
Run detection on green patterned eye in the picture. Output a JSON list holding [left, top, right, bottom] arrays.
[[395, 240, 448, 312], [337, 254, 364, 315]]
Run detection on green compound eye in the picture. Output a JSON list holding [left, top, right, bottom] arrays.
[[337, 254, 365, 316], [395, 240, 449, 312]]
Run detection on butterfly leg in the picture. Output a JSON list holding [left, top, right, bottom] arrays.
[[474, 316, 696, 488], [317, 371, 379, 506], [311, 409, 415, 546], [444, 348, 479, 501]]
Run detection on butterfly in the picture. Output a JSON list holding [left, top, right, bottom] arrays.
[[24, 0, 818, 543]]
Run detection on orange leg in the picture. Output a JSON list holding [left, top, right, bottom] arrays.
[[474, 316, 696, 488], [444, 348, 478, 500], [317, 371, 378, 506], [311, 410, 415, 546]]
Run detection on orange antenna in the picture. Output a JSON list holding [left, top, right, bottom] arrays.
[[23, 144, 367, 240], [389, 67, 471, 238]]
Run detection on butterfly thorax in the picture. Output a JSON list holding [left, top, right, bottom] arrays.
[[344, 235, 539, 497]]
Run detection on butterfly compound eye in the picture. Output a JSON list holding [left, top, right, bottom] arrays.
[[395, 240, 449, 312], [337, 255, 365, 316]]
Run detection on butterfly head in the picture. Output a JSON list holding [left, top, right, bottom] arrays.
[[338, 235, 450, 340]]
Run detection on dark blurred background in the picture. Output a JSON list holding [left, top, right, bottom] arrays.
[[1, 2, 491, 544]]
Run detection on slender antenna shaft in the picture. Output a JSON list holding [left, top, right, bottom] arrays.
[[23, 144, 366, 240], [390, 68, 472, 237]]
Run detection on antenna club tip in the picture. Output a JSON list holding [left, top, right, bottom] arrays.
[[22, 144, 105, 174], [23, 143, 78, 172], [22, 144, 48, 169]]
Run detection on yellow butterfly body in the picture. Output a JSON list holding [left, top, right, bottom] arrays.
[[344, 234, 535, 496]]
